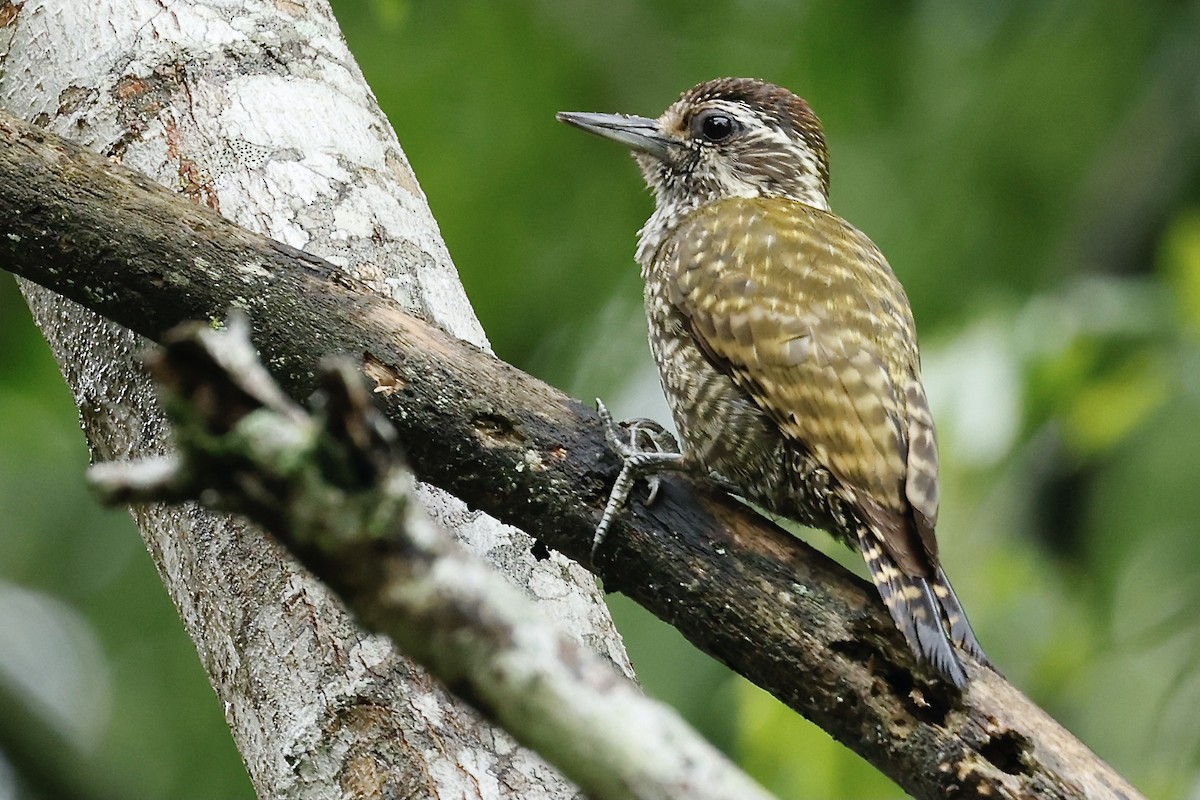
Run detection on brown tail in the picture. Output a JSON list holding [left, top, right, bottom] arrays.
[[930, 567, 991, 667], [856, 527, 986, 686]]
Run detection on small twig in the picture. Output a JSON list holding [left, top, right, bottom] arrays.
[[88, 457, 187, 505]]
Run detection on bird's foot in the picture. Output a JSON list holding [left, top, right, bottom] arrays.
[[602, 410, 680, 505], [594, 400, 685, 559]]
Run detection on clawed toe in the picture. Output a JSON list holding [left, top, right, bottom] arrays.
[[597, 402, 679, 458], [592, 400, 687, 559]]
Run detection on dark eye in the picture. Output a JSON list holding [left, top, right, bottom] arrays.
[[696, 111, 737, 143]]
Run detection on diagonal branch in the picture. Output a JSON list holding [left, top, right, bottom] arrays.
[[0, 108, 1143, 800], [87, 317, 778, 800]]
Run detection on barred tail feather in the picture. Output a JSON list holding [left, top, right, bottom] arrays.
[[857, 528, 968, 687], [931, 567, 992, 667]]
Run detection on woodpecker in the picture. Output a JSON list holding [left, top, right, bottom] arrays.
[[558, 78, 989, 686]]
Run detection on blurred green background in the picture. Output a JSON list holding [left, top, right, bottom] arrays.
[[3, 1, 1200, 797]]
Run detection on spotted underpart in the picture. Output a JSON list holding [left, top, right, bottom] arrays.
[[565, 77, 990, 686]]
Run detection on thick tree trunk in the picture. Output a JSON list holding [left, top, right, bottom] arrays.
[[0, 2, 628, 798]]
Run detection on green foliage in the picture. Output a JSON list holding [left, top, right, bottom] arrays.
[[3, 1, 1200, 797], [737, 679, 898, 800], [0, 295, 252, 797], [1164, 209, 1200, 335]]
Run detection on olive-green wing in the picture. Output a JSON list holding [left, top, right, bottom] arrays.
[[666, 197, 940, 572]]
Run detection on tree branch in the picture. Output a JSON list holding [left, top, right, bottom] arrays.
[[0, 109, 1143, 799], [87, 316, 779, 800]]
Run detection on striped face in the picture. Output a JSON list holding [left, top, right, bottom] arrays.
[[639, 78, 832, 216]]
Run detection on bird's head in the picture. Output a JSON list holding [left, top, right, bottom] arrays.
[[558, 77, 831, 215]]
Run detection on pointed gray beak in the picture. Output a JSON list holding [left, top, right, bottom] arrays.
[[556, 111, 674, 160]]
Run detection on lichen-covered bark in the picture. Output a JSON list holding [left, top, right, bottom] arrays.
[[0, 3, 627, 798], [89, 321, 780, 800], [0, 108, 1145, 800]]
